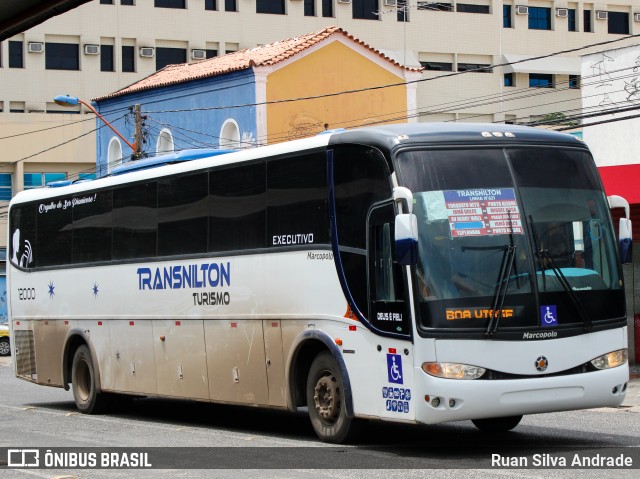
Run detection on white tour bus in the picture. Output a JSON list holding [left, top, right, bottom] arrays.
[[8, 123, 629, 443]]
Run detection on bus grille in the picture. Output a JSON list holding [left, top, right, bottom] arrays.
[[14, 330, 37, 379]]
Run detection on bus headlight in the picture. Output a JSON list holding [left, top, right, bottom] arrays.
[[590, 349, 627, 370], [422, 362, 486, 380]]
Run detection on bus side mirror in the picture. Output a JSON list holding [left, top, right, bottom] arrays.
[[395, 213, 418, 265], [619, 218, 633, 264]]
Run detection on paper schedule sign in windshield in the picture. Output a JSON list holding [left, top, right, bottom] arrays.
[[445, 188, 523, 237]]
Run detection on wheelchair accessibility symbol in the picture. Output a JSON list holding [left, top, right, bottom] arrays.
[[540, 305, 558, 327], [387, 354, 403, 384]]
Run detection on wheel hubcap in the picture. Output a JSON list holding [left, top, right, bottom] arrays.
[[0, 342, 9, 355], [76, 359, 91, 401], [313, 373, 341, 424]]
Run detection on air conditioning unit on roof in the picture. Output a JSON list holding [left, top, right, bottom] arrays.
[[515, 5, 528, 15], [556, 8, 568, 18], [384, 0, 397, 5], [191, 49, 206, 60], [84, 44, 100, 55], [596, 10, 608, 20], [139, 47, 155, 58], [28, 42, 44, 53]]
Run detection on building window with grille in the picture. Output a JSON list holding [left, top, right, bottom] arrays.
[[528, 7, 551, 30]]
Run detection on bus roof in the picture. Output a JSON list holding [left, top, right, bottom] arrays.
[[8, 123, 585, 207], [328, 122, 585, 153]]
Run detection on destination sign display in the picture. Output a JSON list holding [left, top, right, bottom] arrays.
[[444, 188, 523, 237]]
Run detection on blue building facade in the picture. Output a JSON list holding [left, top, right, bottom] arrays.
[[94, 69, 258, 178]]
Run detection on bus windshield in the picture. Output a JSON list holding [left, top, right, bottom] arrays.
[[396, 147, 625, 335]]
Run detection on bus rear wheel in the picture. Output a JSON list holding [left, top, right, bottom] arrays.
[[472, 415, 523, 433], [71, 345, 110, 414], [306, 351, 354, 443]]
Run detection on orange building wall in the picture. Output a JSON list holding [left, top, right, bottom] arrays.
[[265, 41, 408, 143]]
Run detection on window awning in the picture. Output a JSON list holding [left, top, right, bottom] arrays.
[[502, 55, 581, 75]]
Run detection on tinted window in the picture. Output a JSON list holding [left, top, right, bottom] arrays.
[[257, 0, 285, 14], [503, 5, 512, 27], [9, 41, 23, 68], [37, 197, 72, 267], [155, 0, 185, 7], [267, 152, 329, 247], [225, 0, 236, 11], [113, 182, 157, 259], [73, 191, 113, 263], [608, 12, 629, 34], [209, 162, 266, 252], [530, 73, 553, 88], [158, 173, 208, 256], [333, 145, 391, 316], [353, 0, 378, 20], [122, 46, 135, 72], [528, 7, 551, 30], [156, 47, 186, 71], [322, 0, 333, 17], [101, 45, 114, 72], [457, 4, 489, 13], [45, 43, 79, 70], [304, 0, 315, 16], [333, 145, 391, 249]]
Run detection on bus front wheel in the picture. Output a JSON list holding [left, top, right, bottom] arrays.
[[306, 351, 354, 443], [71, 345, 110, 414], [472, 415, 523, 433]]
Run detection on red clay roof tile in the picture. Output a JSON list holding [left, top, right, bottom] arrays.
[[94, 26, 422, 101]]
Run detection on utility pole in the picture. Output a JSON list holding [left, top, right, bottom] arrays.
[[134, 103, 143, 160]]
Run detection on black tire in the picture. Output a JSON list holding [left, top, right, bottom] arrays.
[[71, 345, 110, 414], [0, 337, 10, 357], [472, 415, 523, 433], [306, 351, 354, 443]]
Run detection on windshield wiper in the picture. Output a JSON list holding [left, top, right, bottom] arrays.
[[485, 245, 516, 336], [538, 250, 593, 331]]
